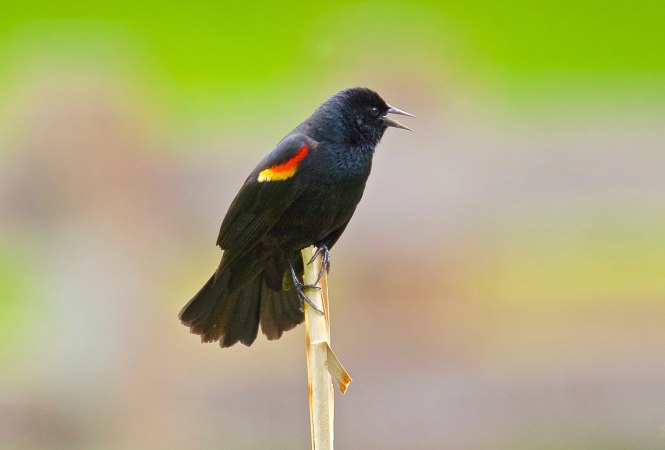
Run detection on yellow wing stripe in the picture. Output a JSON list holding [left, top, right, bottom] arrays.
[[257, 145, 309, 182]]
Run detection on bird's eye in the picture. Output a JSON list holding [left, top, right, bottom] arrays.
[[369, 107, 380, 117]]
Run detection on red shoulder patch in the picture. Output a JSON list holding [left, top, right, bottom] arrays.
[[257, 145, 309, 182]]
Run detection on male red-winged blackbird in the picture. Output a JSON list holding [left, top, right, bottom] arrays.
[[179, 87, 413, 348]]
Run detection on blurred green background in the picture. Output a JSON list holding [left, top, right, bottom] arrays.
[[1, 1, 664, 449]]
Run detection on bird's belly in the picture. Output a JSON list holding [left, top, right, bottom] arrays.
[[267, 178, 364, 251]]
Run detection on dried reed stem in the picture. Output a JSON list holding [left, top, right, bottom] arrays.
[[302, 246, 351, 450]]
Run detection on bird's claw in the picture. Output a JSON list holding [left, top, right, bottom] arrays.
[[289, 261, 324, 314], [307, 244, 331, 285], [297, 287, 324, 314]]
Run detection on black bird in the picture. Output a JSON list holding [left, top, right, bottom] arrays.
[[179, 87, 413, 348]]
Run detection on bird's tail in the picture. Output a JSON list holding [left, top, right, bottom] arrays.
[[179, 260, 304, 347]]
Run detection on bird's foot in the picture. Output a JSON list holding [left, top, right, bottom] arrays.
[[289, 262, 324, 314], [307, 244, 330, 285]]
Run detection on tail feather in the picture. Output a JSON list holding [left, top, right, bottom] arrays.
[[179, 262, 304, 348], [259, 288, 280, 340], [222, 278, 262, 347], [283, 288, 306, 324], [179, 270, 228, 329], [202, 291, 237, 343], [259, 283, 303, 341]]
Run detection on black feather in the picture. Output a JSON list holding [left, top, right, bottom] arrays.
[[179, 87, 409, 347]]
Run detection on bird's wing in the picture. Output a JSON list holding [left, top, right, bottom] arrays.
[[216, 133, 318, 264]]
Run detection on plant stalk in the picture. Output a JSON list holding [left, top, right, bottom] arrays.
[[302, 246, 333, 450]]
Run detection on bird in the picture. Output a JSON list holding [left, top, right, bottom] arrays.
[[179, 87, 413, 348]]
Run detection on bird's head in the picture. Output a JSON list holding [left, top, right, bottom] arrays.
[[307, 87, 414, 147]]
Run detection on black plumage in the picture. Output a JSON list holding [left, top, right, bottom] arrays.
[[179, 87, 412, 347]]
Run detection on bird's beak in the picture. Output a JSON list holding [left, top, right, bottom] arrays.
[[382, 104, 415, 131]]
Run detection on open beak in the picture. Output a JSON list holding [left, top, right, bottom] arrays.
[[382, 104, 415, 131]]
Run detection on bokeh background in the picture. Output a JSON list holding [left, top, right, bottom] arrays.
[[1, 1, 664, 449]]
